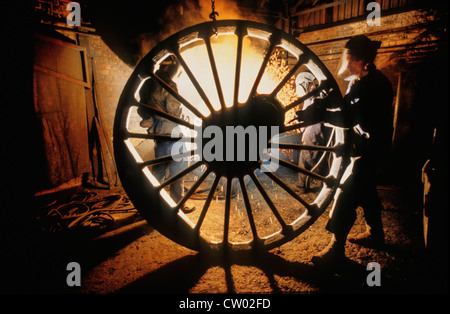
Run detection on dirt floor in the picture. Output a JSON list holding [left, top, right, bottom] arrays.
[[3, 182, 447, 299]]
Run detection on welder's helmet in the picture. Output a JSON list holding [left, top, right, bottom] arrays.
[[159, 55, 180, 79], [295, 71, 316, 96]]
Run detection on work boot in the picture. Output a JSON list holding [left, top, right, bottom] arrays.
[[347, 225, 385, 248], [311, 234, 346, 267], [181, 200, 196, 214], [140, 118, 153, 128]]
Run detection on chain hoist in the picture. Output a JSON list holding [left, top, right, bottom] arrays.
[[209, 0, 219, 21], [209, 0, 219, 35]]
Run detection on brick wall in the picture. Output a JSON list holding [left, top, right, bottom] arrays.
[[80, 34, 132, 142]]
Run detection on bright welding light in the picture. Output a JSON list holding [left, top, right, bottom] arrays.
[[174, 31, 297, 113]]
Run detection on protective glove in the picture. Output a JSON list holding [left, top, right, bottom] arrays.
[[294, 97, 327, 125]]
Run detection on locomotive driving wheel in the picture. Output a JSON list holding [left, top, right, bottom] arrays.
[[114, 20, 350, 253]]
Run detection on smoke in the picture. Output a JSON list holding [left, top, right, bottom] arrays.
[[134, 0, 267, 62]]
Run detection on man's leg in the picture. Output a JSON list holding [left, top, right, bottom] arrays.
[[169, 164, 184, 203], [167, 142, 196, 213], [298, 150, 319, 188], [153, 141, 169, 183], [312, 164, 359, 265], [347, 173, 385, 247]]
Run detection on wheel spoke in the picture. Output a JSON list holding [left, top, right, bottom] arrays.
[[172, 48, 215, 115], [223, 177, 232, 243], [194, 174, 221, 233], [157, 160, 205, 191], [238, 176, 259, 242], [270, 52, 309, 99], [132, 99, 196, 130], [249, 172, 288, 232], [150, 72, 204, 120], [140, 149, 199, 167], [233, 26, 245, 108], [248, 33, 280, 100], [304, 128, 336, 176], [268, 154, 329, 183], [204, 33, 226, 110], [262, 171, 313, 210], [274, 142, 344, 154], [175, 166, 212, 211], [125, 132, 194, 142], [283, 81, 327, 112]]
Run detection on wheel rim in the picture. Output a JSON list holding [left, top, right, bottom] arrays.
[[114, 20, 349, 253]]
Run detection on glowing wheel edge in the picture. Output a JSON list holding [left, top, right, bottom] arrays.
[[113, 20, 350, 253]]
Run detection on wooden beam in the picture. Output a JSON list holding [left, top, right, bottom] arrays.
[[34, 64, 91, 88], [291, 0, 348, 17]]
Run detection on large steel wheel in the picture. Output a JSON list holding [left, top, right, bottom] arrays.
[[114, 20, 350, 253]]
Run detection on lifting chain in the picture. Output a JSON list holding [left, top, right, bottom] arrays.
[[209, 0, 219, 35], [209, 0, 219, 21]]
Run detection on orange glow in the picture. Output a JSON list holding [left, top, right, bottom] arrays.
[[174, 31, 300, 121], [148, 28, 306, 207]]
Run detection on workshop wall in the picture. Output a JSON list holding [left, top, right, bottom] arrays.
[[33, 27, 131, 192], [30, 0, 447, 194]]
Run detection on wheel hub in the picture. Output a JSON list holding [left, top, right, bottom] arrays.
[[202, 95, 283, 177]]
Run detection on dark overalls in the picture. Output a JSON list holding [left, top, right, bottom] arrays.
[[326, 69, 394, 241], [138, 70, 185, 203]]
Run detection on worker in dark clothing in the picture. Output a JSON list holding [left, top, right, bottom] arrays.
[[300, 35, 394, 265], [138, 58, 195, 213]]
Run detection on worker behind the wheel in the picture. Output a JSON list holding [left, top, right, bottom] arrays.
[[295, 71, 331, 191], [137, 57, 196, 213]]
